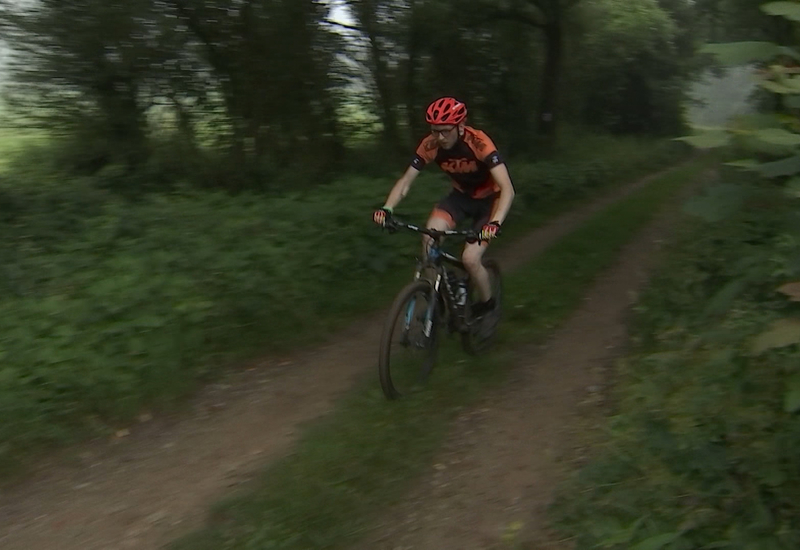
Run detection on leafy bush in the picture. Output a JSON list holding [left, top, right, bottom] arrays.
[[550, 169, 800, 550]]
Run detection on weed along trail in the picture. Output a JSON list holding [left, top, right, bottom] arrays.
[[0, 161, 701, 550]]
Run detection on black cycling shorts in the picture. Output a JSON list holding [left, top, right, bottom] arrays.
[[431, 190, 498, 231]]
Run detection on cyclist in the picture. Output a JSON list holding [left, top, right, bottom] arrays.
[[373, 96, 515, 317]]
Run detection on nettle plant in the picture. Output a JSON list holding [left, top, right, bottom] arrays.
[[682, 2, 800, 183], [679, 1, 800, 413]]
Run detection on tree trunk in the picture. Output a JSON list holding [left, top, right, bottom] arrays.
[[348, 0, 401, 149], [404, 0, 422, 142], [537, 20, 562, 140], [368, 35, 400, 148]]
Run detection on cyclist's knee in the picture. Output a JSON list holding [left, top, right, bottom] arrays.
[[426, 215, 452, 232], [462, 247, 485, 272]]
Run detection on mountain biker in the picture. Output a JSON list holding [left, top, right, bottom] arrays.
[[373, 96, 516, 317]]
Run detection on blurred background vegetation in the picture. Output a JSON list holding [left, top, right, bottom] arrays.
[[0, 0, 749, 189], [0, 0, 775, 476]]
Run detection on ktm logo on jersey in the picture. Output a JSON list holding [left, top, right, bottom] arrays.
[[440, 158, 478, 173]]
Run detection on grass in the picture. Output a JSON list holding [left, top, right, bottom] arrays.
[[0, 113, 49, 173], [166, 157, 712, 550]]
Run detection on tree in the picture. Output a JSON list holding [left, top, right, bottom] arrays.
[[0, 0, 182, 166], [167, 0, 344, 165], [565, 0, 688, 135], [475, 0, 582, 141]]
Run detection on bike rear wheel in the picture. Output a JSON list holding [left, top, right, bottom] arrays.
[[461, 259, 503, 355], [378, 280, 441, 399]]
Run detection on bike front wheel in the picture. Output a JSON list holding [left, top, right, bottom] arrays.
[[378, 280, 441, 399]]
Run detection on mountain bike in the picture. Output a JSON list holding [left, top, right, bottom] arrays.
[[378, 218, 503, 399]]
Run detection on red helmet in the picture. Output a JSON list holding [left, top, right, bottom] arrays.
[[426, 97, 467, 125]]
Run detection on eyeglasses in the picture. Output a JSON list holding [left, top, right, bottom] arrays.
[[430, 126, 457, 137]]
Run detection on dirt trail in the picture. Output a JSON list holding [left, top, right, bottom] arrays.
[[0, 164, 692, 550], [352, 173, 707, 550]]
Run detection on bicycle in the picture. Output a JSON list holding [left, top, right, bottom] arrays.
[[378, 217, 503, 399]]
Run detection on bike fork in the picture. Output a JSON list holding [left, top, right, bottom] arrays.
[[423, 275, 442, 338]]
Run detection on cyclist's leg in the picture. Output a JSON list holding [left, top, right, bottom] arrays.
[[463, 194, 499, 312], [423, 193, 460, 256], [462, 240, 492, 301]]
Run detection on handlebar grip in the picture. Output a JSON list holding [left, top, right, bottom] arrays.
[[384, 216, 399, 233]]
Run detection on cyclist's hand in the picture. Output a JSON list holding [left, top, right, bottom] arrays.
[[373, 206, 393, 227], [480, 221, 501, 241]]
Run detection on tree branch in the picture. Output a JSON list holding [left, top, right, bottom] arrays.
[[321, 18, 362, 33]]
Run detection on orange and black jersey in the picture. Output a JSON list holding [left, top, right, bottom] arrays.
[[410, 126, 504, 199]]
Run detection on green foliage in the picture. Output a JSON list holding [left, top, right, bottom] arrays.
[[675, 128, 732, 148], [554, 4, 800, 547], [550, 168, 800, 550], [699, 41, 783, 65], [0, 0, 345, 174], [564, 0, 692, 135], [0, 135, 685, 475], [762, 1, 800, 22], [681, 182, 750, 221], [1, 0, 703, 178], [694, 0, 788, 43], [683, 2, 800, 186]]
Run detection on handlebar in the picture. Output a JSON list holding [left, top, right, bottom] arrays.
[[384, 217, 485, 242]]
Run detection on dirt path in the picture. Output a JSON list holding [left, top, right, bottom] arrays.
[[0, 164, 693, 550], [351, 172, 707, 550]]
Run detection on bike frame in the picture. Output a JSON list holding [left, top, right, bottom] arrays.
[[388, 220, 480, 336]]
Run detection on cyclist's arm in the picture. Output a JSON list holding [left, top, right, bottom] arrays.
[[383, 166, 421, 210], [488, 163, 516, 224]]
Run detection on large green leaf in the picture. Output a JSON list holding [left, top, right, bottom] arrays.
[[724, 159, 760, 169], [751, 318, 800, 355], [784, 177, 800, 198], [761, 75, 800, 94], [700, 41, 780, 65], [753, 127, 800, 146], [784, 373, 800, 413], [674, 129, 730, 149], [779, 45, 800, 61], [754, 155, 800, 177], [740, 134, 798, 157], [762, 1, 800, 22], [729, 113, 783, 131], [784, 94, 800, 109]]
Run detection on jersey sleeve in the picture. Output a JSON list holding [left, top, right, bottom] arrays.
[[410, 135, 438, 170], [467, 130, 504, 168]]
